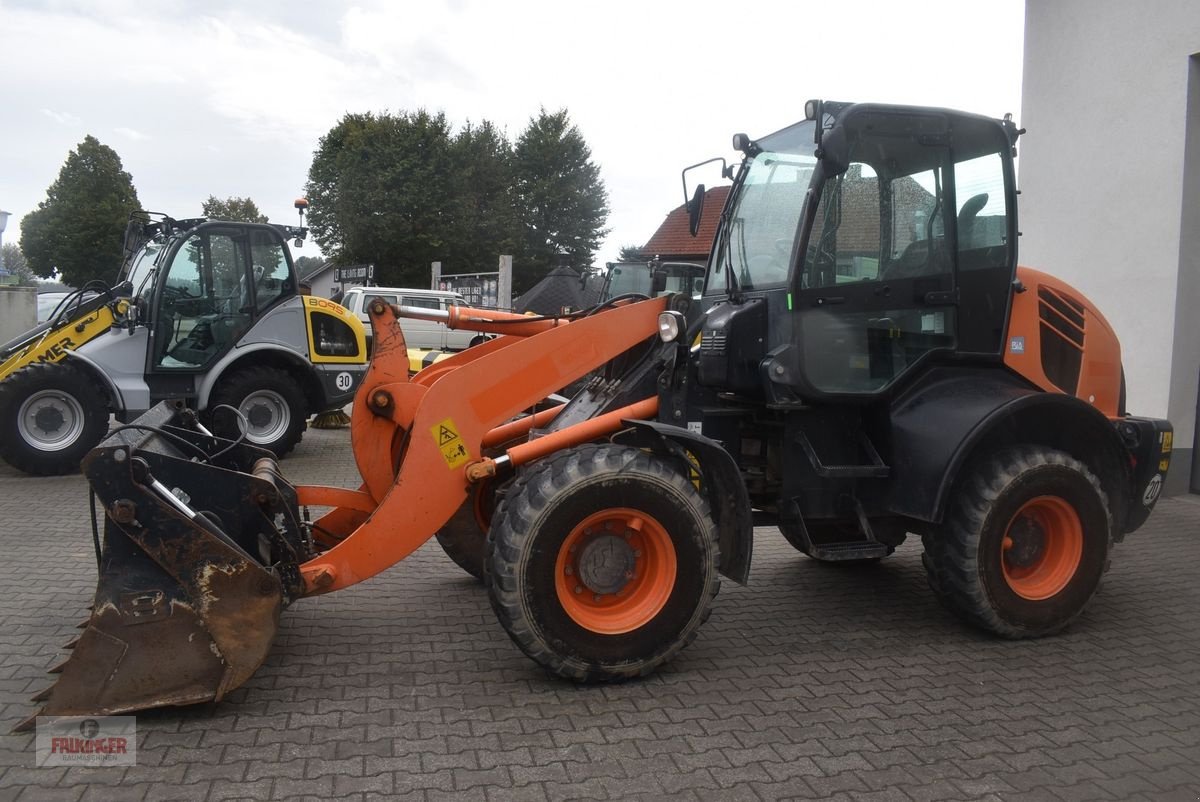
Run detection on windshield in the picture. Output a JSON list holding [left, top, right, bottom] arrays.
[[709, 120, 818, 293], [606, 264, 651, 298], [126, 242, 165, 303]]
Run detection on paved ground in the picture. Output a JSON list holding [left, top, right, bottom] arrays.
[[1, 425, 1199, 801]]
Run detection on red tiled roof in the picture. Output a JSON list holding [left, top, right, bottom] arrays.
[[642, 185, 729, 261]]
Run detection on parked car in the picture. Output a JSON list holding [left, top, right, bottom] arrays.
[[36, 290, 101, 323], [341, 287, 490, 351]]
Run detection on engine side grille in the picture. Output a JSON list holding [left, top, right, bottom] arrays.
[[701, 330, 727, 354], [1037, 286, 1085, 393]]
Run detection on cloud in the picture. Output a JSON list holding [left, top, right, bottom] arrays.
[[114, 127, 148, 141], [2, 0, 1026, 263], [41, 109, 80, 126]]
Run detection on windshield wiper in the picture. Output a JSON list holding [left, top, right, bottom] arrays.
[[719, 210, 742, 302]]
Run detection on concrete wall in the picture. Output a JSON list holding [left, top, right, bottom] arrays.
[[1020, 0, 1200, 492], [1178, 56, 1200, 492], [0, 286, 36, 343]]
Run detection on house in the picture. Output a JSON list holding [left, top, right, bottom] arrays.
[[640, 186, 730, 263], [299, 261, 338, 298]]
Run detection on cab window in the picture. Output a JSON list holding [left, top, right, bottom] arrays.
[[249, 229, 292, 311], [804, 162, 948, 289], [155, 231, 250, 369]]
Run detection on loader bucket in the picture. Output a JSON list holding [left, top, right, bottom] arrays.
[[15, 403, 308, 731]]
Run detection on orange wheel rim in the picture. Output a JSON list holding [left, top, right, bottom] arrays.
[[554, 508, 677, 635], [1001, 496, 1084, 600]]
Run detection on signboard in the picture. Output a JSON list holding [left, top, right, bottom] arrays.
[[336, 263, 375, 283], [438, 274, 500, 308], [431, 256, 512, 310]]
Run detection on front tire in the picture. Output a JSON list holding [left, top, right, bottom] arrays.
[[0, 363, 110, 476], [208, 367, 308, 458], [486, 444, 720, 681], [923, 446, 1111, 638]]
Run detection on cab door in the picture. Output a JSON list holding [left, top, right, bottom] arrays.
[[792, 113, 1014, 398], [147, 224, 296, 381]]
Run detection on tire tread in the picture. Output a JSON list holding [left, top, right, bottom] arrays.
[[485, 443, 720, 682], [922, 445, 1112, 638]]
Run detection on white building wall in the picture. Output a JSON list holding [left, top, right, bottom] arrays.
[[1020, 0, 1200, 491], [303, 265, 339, 299]]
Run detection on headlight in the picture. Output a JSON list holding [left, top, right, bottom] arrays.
[[657, 311, 685, 343]]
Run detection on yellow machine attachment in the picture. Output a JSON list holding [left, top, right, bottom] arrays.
[[0, 289, 127, 382], [17, 295, 671, 728]]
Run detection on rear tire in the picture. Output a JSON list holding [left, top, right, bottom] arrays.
[[0, 363, 109, 476], [486, 444, 720, 681], [208, 367, 308, 458], [922, 446, 1111, 638]]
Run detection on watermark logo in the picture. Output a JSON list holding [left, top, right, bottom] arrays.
[[35, 716, 136, 767]]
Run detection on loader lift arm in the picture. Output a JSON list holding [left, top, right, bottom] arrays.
[[296, 295, 673, 594]]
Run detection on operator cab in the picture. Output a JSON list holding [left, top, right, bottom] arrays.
[[695, 101, 1020, 402], [146, 223, 297, 371]]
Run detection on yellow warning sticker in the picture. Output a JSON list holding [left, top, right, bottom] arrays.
[[432, 418, 471, 469], [1160, 458, 1170, 472], [1161, 431, 1173, 453]]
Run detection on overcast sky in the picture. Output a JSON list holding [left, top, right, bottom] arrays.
[[0, 0, 1025, 272]]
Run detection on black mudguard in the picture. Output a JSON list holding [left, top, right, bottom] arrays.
[[883, 366, 1136, 532], [618, 419, 754, 584]]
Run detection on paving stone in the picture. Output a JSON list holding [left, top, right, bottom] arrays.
[[1, 435, 1198, 802]]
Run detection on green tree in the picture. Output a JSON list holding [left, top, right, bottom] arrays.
[[617, 244, 646, 262], [1, 243, 37, 286], [202, 195, 268, 223], [443, 120, 520, 275], [294, 255, 326, 278], [512, 108, 609, 293], [305, 110, 457, 287], [20, 136, 141, 288]]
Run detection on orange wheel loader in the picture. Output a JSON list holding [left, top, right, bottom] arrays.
[[18, 100, 1174, 728]]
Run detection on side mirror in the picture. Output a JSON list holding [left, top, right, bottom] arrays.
[[816, 122, 849, 176], [687, 184, 706, 237], [650, 266, 667, 296]]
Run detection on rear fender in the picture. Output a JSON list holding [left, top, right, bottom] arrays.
[[195, 342, 315, 410], [618, 419, 753, 584], [884, 367, 1132, 532]]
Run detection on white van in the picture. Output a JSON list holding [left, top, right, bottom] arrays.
[[341, 287, 489, 351]]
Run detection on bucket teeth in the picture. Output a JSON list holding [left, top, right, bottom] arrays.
[[12, 713, 38, 734], [63, 637, 80, 650], [75, 620, 89, 630], [31, 685, 54, 702], [47, 659, 69, 675]]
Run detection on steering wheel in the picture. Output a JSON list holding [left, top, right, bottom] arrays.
[[743, 238, 794, 284]]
